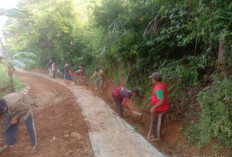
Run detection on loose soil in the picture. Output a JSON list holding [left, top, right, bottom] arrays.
[[0, 71, 93, 157]]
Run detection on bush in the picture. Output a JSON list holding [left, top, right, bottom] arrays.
[[184, 76, 232, 150], [0, 64, 9, 96]]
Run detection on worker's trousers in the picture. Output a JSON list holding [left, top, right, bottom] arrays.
[[95, 77, 105, 92], [112, 93, 123, 117], [148, 110, 167, 140], [5, 112, 37, 146]]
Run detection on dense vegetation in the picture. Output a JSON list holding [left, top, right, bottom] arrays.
[[1, 0, 232, 154]]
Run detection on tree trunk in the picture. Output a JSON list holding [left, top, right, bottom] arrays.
[[6, 65, 15, 93], [218, 39, 227, 66]]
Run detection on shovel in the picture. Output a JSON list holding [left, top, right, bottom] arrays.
[[124, 108, 143, 120], [1, 124, 11, 137]]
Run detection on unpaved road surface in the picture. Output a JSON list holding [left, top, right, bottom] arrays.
[[0, 71, 93, 157], [1, 70, 163, 157], [30, 71, 163, 157]]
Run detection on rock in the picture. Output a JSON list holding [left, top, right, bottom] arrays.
[[70, 132, 83, 140], [51, 136, 57, 142], [64, 134, 70, 139], [69, 138, 77, 144]]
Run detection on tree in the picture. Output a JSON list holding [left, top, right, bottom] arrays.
[[0, 6, 35, 93], [218, 39, 226, 66], [0, 51, 35, 93]]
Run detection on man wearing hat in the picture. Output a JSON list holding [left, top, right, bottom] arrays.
[[148, 72, 169, 142], [112, 87, 139, 117], [0, 92, 37, 154]]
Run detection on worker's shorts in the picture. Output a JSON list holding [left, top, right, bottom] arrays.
[[65, 74, 71, 80]]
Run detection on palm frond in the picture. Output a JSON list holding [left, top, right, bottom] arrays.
[[11, 52, 36, 60], [0, 8, 25, 18], [8, 59, 25, 68], [143, 15, 161, 37], [19, 57, 35, 64]]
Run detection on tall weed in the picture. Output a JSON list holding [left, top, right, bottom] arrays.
[[184, 76, 232, 150]]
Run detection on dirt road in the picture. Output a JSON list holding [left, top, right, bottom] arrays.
[[31, 71, 163, 157], [0, 70, 164, 157], [0, 71, 93, 157]]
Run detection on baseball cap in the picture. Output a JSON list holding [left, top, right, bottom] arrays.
[[149, 72, 162, 82], [149, 72, 160, 78]]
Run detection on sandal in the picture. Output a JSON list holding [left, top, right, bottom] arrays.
[[147, 137, 160, 142], [0, 146, 9, 153], [31, 146, 37, 154]]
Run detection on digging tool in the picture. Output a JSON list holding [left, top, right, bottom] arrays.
[[132, 111, 143, 120], [1, 123, 11, 137], [124, 108, 143, 120], [1, 118, 19, 137]]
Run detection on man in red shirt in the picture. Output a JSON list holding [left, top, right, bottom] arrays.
[[112, 87, 139, 118], [148, 72, 169, 142]]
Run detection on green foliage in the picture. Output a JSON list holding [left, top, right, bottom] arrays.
[[6, 51, 36, 69], [0, 64, 9, 88], [224, 36, 232, 66], [3, 0, 78, 68], [0, 63, 25, 96], [184, 77, 232, 149], [13, 76, 26, 92]]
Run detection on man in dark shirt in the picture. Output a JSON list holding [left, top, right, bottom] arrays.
[[112, 87, 139, 117], [73, 65, 86, 85], [64, 63, 70, 85], [64, 63, 69, 75]]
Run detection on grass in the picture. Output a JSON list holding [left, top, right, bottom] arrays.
[[0, 64, 9, 88]]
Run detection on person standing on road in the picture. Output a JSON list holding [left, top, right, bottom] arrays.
[[148, 72, 169, 142], [112, 87, 139, 117], [64, 63, 70, 85], [51, 62, 55, 78], [73, 65, 86, 85], [0, 92, 37, 154], [90, 68, 105, 93]]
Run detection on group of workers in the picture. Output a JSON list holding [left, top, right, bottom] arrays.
[[0, 62, 169, 154], [56, 63, 105, 92]]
